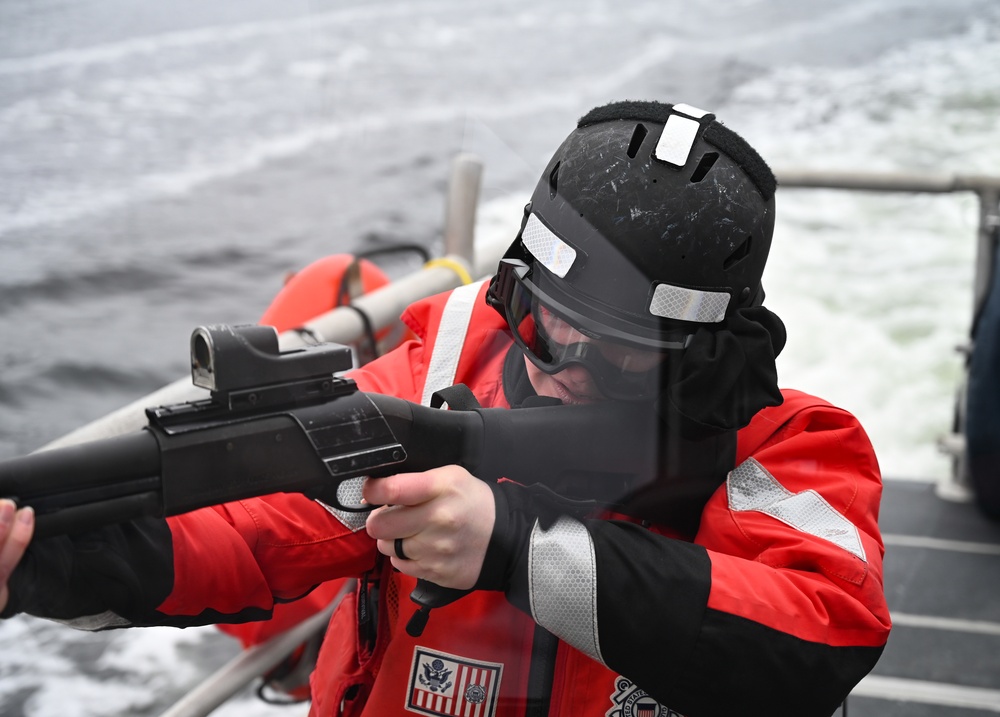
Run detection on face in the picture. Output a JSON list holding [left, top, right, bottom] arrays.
[[524, 354, 604, 405], [525, 307, 667, 405]]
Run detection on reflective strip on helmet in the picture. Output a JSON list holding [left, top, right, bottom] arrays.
[[522, 213, 577, 278], [649, 282, 730, 323], [654, 114, 701, 167], [727, 458, 867, 562]]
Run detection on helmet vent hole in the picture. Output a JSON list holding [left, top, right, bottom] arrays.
[[626, 124, 648, 159], [548, 161, 561, 199], [723, 236, 753, 270], [690, 152, 720, 183]]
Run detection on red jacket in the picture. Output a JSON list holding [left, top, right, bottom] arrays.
[[7, 284, 890, 717]]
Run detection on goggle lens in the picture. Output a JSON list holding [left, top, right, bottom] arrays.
[[504, 274, 669, 400]]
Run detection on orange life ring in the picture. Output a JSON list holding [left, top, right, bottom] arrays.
[[259, 254, 391, 333], [258, 253, 415, 361]]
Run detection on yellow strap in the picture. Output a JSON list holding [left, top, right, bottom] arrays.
[[424, 257, 474, 286]]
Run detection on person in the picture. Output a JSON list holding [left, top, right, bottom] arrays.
[[0, 100, 890, 717]]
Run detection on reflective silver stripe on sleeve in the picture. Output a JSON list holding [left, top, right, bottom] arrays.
[[527, 516, 605, 664], [420, 279, 487, 407], [52, 611, 132, 630], [521, 213, 577, 278], [727, 458, 867, 561], [649, 282, 730, 323]]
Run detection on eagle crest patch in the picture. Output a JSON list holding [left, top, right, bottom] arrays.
[[406, 646, 503, 717], [606, 675, 683, 717]]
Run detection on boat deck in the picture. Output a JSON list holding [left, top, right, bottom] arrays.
[[848, 478, 1000, 715]]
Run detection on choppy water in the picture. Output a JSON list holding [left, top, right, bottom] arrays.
[[1, 0, 998, 714]]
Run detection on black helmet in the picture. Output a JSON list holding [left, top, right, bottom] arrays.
[[488, 100, 784, 418]]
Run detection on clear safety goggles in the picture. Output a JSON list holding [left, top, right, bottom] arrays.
[[497, 260, 693, 400]]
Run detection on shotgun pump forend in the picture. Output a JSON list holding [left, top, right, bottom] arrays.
[[0, 325, 662, 539]]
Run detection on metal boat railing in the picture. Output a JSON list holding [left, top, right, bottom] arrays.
[[776, 168, 1000, 503]]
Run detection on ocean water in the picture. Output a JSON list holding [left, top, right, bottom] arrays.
[[0, 0, 998, 714]]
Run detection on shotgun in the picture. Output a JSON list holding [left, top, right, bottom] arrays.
[[0, 324, 660, 540]]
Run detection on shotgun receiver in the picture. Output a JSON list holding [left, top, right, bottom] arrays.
[[0, 325, 660, 540]]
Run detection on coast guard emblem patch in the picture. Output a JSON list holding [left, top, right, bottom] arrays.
[[406, 647, 503, 717], [606, 676, 683, 717]]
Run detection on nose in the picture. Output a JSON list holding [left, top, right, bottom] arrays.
[[558, 362, 596, 387]]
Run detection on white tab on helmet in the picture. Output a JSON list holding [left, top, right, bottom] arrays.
[[654, 115, 700, 167], [671, 103, 711, 119], [654, 103, 711, 168], [649, 283, 730, 323], [522, 213, 577, 278]]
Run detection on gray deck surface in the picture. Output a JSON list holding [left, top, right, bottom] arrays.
[[846, 478, 1000, 715]]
